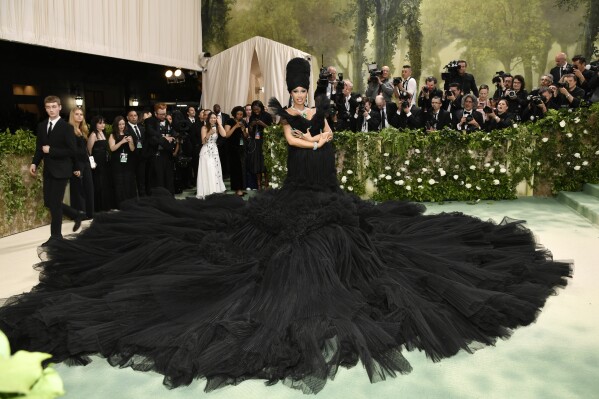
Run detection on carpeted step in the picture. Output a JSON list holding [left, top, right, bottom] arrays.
[[582, 183, 599, 200], [557, 191, 599, 226]]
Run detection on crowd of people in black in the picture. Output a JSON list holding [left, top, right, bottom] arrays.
[[321, 52, 599, 133]]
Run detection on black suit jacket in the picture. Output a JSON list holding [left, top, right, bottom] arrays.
[[127, 123, 152, 159], [354, 110, 380, 132], [396, 105, 423, 130], [32, 118, 77, 179], [374, 103, 398, 130], [335, 93, 360, 131], [144, 116, 175, 154], [550, 64, 573, 86], [188, 119, 203, 153], [426, 109, 452, 130], [453, 109, 484, 131]]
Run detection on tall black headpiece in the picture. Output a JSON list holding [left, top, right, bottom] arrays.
[[286, 57, 311, 92]]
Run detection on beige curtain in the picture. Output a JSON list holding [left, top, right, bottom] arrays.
[[0, 0, 202, 70], [201, 36, 314, 115]]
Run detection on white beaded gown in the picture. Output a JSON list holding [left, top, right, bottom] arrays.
[[196, 127, 226, 199]]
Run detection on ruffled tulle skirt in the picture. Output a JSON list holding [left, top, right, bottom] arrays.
[[0, 187, 571, 393]]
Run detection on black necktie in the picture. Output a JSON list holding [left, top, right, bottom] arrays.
[[47, 122, 53, 136], [381, 109, 386, 128], [134, 125, 140, 139]]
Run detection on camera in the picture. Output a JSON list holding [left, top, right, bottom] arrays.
[[329, 100, 338, 116], [336, 72, 345, 93], [588, 60, 599, 72], [393, 77, 402, 86], [527, 95, 543, 105], [422, 86, 429, 93], [441, 60, 460, 81], [465, 115, 473, 123], [562, 64, 574, 74], [483, 105, 494, 114], [319, 66, 332, 81], [445, 90, 454, 98], [356, 96, 365, 114], [554, 81, 569, 89], [492, 71, 506, 86], [401, 100, 410, 109], [505, 90, 517, 99]]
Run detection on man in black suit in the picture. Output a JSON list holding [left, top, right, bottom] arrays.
[[145, 103, 177, 194], [374, 95, 398, 130], [550, 52, 572, 86], [394, 90, 423, 130], [315, 66, 338, 100], [213, 104, 229, 178], [334, 80, 359, 132], [187, 106, 202, 187], [354, 98, 379, 132], [426, 96, 452, 131], [30, 95, 82, 242], [443, 83, 463, 115], [444, 60, 478, 96], [127, 109, 151, 196], [453, 94, 484, 131]]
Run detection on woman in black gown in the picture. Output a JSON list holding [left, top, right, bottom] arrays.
[[108, 116, 136, 208], [225, 106, 248, 196], [0, 58, 571, 394], [87, 116, 113, 212], [246, 100, 273, 190]]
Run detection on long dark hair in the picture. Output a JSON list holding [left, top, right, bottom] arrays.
[[90, 115, 105, 134], [112, 116, 126, 136], [204, 112, 216, 128]]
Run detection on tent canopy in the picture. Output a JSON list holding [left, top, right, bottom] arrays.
[[201, 36, 314, 115]]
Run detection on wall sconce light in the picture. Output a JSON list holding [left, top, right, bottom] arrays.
[[132, 98, 139, 107], [75, 96, 83, 107]]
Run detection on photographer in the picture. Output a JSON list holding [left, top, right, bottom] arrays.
[[399, 65, 418, 107], [365, 65, 394, 102], [334, 79, 359, 132], [425, 96, 452, 131], [504, 75, 528, 120], [484, 99, 514, 131], [550, 52, 573, 85], [225, 106, 248, 196], [417, 76, 443, 115], [443, 60, 478, 96], [529, 75, 554, 96], [492, 73, 512, 101], [556, 74, 585, 108], [572, 55, 595, 99], [145, 103, 178, 194], [454, 94, 483, 132], [589, 62, 599, 102], [354, 97, 379, 132], [442, 83, 463, 115], [315, 66, 338, 100], [171, 110, 193, 193], [374, 95, 398, 130], [522, 87, 560, 122], [394, 90, 422, 130]]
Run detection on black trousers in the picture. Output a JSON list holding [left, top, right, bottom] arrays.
[[152, 153, 175, 194], [43, 175, 79, 238], [69, 166, 94, 218], [134, 157, 152, 197]]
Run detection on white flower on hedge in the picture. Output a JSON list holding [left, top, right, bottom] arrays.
[[574, 117, 580, 124], [460, 181, 464, 185], [542, 137, 549, 142], [536, 162, 541, 166], [439, 169, 446, 177], [574, 153, 581, 158], [559, 120, 566, 128], [557, 153, 562, 158], [374, 178, 378, 184], [379, 174, 386, 178], [347, 170, 353, 174], [453, 174, 459, 180], [494, 161, 499, 166], [566, 162, 571, 165], [400, 167, 407, 172], [566, 133, 573, 138], [465, 183, 472, 189], [584, 129, 589, 134], [513, 123, 518, 128], [574, 165, 581, 170], [422, 167, 428, 172], [398, 180, 405, 185], [583, 161, 589, 166], [596, 150, 599, 155], [493, 179, 500, 185], [341, 176, 347, 183], [417, 178, 422, 183], [396, 172, 401, 177], [428, 178, 436, 185], [489, 168, 495, 173], [394, 180, 400, 185], [435, 157, 441, 163], [415, 149, 421, 154], [271, 183, 279, 188], [468, 150, 474, 154], [404, 160, 410, 165], [418, 185, 423, 189], [385, 166, 391, 170], [469, 165, 476, 170], [340, 185, 344, 189], [484, 163, 490, 167], [385, 175, 392, 180], [383, 153, 389, 157], [348, 186, 353, 191], [476, 186, 481, 190], [406, 185, 411, 191], [500, 167, 506, 173], [272, 176, 277, 181]]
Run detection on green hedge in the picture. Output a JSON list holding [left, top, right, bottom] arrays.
[[264, 104, 599, 202]]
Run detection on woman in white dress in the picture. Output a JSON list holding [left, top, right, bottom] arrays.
[[196, 112, 227, 198]]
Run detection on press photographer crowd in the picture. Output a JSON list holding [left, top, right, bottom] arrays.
[[321, 52, 599, 133]]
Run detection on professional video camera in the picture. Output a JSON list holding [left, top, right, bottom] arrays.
[[171, 110, 190, 140], [367, 63, 383, 83], [441, 60, 460, 81], [336, 72, 345, 93], [319, 66, 332, 81]]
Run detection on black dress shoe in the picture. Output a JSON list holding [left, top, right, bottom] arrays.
[[73, 212, 85, 232], [41, 236, 63, 247]]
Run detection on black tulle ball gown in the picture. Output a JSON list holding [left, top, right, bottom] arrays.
[[0, 103, 571, 394]]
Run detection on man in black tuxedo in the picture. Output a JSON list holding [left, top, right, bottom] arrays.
[[187, 106, 202, 187], [453, 94, 484, 131], [426, 96, 452, 131], [213, 104, 229, 178], [127, 109, 151, 196], [145, 103, 177, 194], [443, 83, 463, 115], [394, 90, 423, 130], [353, 98, 379, 132], [550, 52, 572, 86], [334, 80, 359, 132], [30, 95, 82, 242], [374, 95, 398, 130]]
